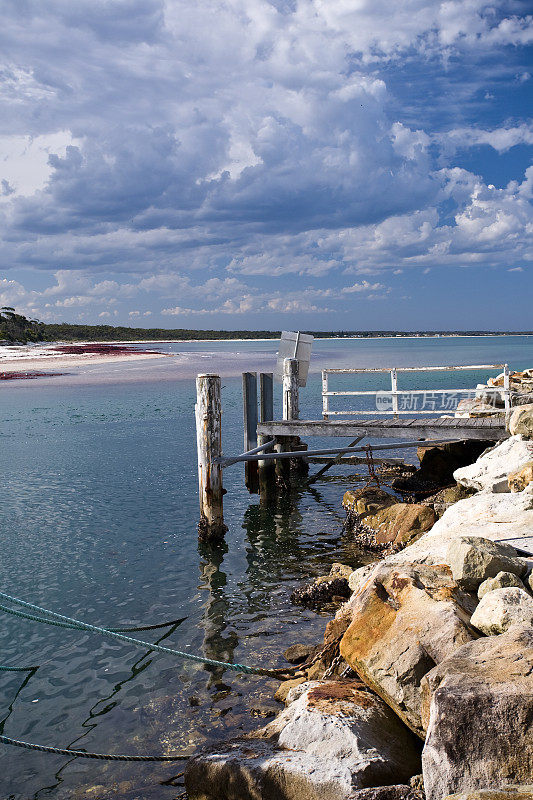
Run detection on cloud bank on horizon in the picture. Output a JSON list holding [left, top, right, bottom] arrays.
[[0, 0, 532, 329]]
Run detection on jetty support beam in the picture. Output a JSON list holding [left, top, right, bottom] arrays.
[[243, 372, 259, 493], [195, 374, 227, 541], [258, 373, 276, 502]]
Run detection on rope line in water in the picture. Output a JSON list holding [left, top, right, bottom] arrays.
[[0, 591, 287, 677], [0, 734, 189, 761]]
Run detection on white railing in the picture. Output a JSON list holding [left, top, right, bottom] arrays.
[[321, 364, 510, 419]]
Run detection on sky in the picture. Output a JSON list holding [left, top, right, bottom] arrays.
[[0, 0, 532, 331]]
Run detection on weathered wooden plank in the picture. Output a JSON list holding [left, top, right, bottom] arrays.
[[257, 418, 506, 441]]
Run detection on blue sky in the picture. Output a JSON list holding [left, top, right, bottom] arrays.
[[0, 0, 532, 330]]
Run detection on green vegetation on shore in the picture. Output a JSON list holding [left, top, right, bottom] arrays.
[[1, 309, 531, 344]]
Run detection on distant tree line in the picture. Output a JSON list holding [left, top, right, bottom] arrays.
[[0, 309, 530, 344]]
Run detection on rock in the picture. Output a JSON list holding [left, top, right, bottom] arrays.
[[421, 626, 533, 800], [446, 536, 525, 590], [348, 563, 378, 593], [454, 398, 500, 417], [274, 677, 307, 703], [393, 441, 492, 495], [454, 435, 533, 493], [508, 460, 533, 492], [443, 790, 533, 800], [350, 503, 436, 552], [343, 486, 397, 516], [352, 787, 424, 800], [509, 403, 533, 438], [283, 643, 318, 664], [325, 562, 354, 580], [339, 562, 477, 737], [291, 563, 354, 609], [470, 587, 533, 634], [385, 489, 533, 570], [423, 484, 477, 518], [185, 680, 422, 800], [477, 571, 526, 599]]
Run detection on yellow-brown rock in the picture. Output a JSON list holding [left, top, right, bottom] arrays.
[[362, 503, 436, 548], [508, 460, 533, 492], [342, 486, 396, 516], [339, 562, 477, 738]]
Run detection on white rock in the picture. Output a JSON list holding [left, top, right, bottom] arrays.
[[470, 587, 533, 635], [478, 571, 526, 599], [185, 680, 421, 800], [454, 435, 533, 493], [386, 488, 533, 568]]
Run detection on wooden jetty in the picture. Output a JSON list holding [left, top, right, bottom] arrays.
[[195, 357, 510, 538], [257, 416, 506, 442]]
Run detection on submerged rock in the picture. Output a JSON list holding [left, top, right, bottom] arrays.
[[454, 435, 533, 493], [421, 626, 533, 800], [470, 586, 533, 635], [446, 536, 526, 590], [185, 680, 422, 800], [339, 562, 477, 738], [291, 564, 353, 608]]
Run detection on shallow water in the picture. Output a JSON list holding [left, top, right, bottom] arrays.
[[0, 336, 531, 799]]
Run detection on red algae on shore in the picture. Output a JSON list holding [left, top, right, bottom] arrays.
[[51, 343, 162, 356], [1, 371, 68, 381]]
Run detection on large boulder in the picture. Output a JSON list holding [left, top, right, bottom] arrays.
[[421, 626, 533, 800], [446, 536, 526, 590], [347, 503, 436, 552], [509, 403, 533, 438], [470, 587, 533, 634], [339, 562, 477, 738], [454, 435, 533, 493], [384, 489, 533, 569], [185, 680, 422, 800]]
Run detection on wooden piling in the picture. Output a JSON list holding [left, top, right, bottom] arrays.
[[258, 373, 276, 501], [195, 374, 227, 541], [276, 359, 300, 489], [282, 358, 299, 421], [243, 372, 259, 493]]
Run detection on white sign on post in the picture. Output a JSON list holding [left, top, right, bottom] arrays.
[[274, 331, 313, 387]]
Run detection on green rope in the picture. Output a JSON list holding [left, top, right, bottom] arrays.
[[0, 665, 37, 672], [0, 734, 189, 761], [0, 591, 287, 678]]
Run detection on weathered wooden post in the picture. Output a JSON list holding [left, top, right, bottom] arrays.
[[275, 359, 299, 489], [195, 374, 227, 541], [283, 358, 299, 421], [258, 372, 276, 501], [243, 372, 259, 493]]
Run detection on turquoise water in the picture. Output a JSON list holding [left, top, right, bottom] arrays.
[[0, 336, 531, 799]]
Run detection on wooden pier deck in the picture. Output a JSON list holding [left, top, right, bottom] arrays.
[[258, 416, 508, 442]]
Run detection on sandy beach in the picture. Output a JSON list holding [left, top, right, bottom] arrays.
[[0, 342, 169, 374]]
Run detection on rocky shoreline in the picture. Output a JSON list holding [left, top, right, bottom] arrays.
[[185, 402, 533, 800]]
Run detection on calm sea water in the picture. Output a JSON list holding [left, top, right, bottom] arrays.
[[0, 336, 531, 799]]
